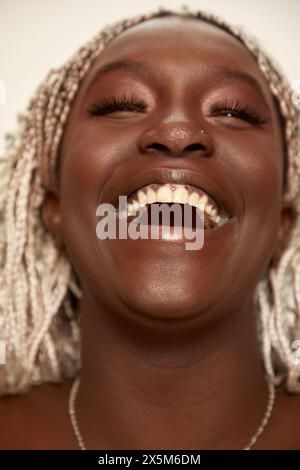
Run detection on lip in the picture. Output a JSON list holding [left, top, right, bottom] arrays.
[[106, 166, 238, 219]]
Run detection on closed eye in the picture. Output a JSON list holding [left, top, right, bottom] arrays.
[[87, 94, 147, 116], [209, 99, 269, 126], [87, 94, 269, 127]]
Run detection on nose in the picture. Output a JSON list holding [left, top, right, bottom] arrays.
[[137, 120, 214, 158]]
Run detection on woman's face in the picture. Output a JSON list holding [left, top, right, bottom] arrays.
[[51, 16, 288, 321]]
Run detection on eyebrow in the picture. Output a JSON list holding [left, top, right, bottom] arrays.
[[89, 59, 268, 103], [88, 60, 157, 86]]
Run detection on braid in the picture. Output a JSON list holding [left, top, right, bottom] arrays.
[[0, 4, 300, 395]]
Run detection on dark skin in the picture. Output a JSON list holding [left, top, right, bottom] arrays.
[[1, 16, 300, 450]]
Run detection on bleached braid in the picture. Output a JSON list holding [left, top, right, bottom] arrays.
[[0, 4, 300, 395]]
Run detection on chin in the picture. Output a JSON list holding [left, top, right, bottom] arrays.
[[116, 280, 216, 323]]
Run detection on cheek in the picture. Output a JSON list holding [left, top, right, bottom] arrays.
[[231, 133, 282, 224], [58, 124, 129, 286], [60, 122, 128, 208], [219, 130, 283, 282]]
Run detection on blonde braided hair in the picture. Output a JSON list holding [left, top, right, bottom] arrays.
[[0, 5, 300, 396]]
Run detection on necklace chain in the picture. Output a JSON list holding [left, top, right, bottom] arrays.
[[68, 376, 276, 450]]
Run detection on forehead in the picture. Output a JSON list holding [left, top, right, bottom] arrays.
[[84, 15, 273, 104]]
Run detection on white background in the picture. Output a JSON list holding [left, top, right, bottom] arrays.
[[1, 0, 299, 148]]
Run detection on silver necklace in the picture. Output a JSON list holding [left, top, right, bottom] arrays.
[[68, 376, 276, 450]]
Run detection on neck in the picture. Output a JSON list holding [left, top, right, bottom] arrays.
[[76, 292, 269, 449]]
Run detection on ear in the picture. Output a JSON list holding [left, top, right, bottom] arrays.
[[41, 186, 64, 251], [269, 201, 298, 270]]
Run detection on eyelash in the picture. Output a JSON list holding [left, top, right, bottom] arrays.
[[209, 98, 268, 126], [88, 94, 268, 126], [88, 93, 147, 116]]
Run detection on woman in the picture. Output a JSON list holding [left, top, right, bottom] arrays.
[[0, 5, 300, 450]]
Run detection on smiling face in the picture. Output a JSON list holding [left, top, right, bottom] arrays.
[[43, 15, 292, 323]]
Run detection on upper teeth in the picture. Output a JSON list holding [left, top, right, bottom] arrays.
[[121, 183, 224, 224]]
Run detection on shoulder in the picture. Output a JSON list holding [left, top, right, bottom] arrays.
[[0, 377, 77, 449]]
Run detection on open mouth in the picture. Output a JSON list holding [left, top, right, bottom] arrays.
[[118, 182, 232, 230]]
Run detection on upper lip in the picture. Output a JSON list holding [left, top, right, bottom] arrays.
[[104, 165, 238, 218]]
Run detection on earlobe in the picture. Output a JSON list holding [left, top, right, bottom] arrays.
[[41, 189, 64, 250], [270, 201, 298, 270]]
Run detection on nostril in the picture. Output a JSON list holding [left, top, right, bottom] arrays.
[[147, 143, 169, 151], [185, 143, 206, 152]]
